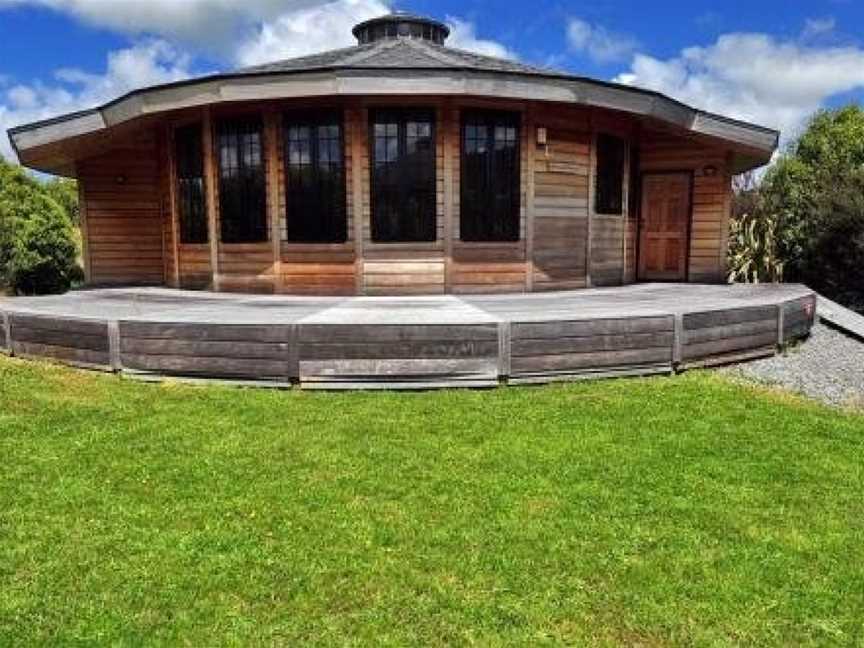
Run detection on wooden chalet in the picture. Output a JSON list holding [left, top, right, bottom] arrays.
[[8, 12, 779, 297]]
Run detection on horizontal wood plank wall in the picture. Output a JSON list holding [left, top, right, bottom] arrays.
[[451, 105, 528, 294], [361, 102, 446, 295], [590, 216, 625, 286], [640, 137, 730, 283], [531, 109, 591, 291], [178, 245, 212, 289], [8, 314, 111, 369], [78, 131, 164, 286]]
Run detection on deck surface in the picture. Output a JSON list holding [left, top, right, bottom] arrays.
[[0, 283, 817, 389]]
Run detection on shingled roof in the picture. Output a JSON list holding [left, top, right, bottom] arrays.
[[236, 36, 553, 77]]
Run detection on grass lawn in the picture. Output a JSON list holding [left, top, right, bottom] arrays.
[[1, 356, 862, 646]]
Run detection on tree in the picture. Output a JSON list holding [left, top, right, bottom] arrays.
[[0, 158, 82, 295], [736, 105, 864, 312]]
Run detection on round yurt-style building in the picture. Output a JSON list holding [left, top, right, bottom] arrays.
[[3, 13, 816, 388]]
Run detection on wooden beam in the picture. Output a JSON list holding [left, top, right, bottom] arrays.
[[165, 123, 181, 288], [264, 110, 283, 292], [75, 163, 92, 285], [586, 122, 596, 288], [202, 107, 220, 291], [351, 107, 366, 295], [442, 103, 455, 293], [524, 106, 536, 292]]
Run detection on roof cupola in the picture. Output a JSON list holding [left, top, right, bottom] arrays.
[[352, 12, 450, 45]]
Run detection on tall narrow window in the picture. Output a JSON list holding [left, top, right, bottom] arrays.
[[284, 111, 346, 243], [461, 111, 521, 242], [216, 117, 267, 243], [370, 109, 436, 243], [595, 133, 626, 215], [175, 124, 207, 244]]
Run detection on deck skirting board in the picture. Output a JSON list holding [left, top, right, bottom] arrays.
[[0, 284, 818, 389]]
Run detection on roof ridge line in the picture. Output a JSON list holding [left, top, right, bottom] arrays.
[[340, 38, 402, 66]]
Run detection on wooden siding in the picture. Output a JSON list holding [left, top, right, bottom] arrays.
[[531, 111, 591, 291], [78, 131, 164, 286], [78, 99, 736, 295]]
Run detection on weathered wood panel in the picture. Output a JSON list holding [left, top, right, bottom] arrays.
[[78, 130, 165, 286], [783, 296, 817, 341], [8, 314, 110, 368], [531, 116, 591, 291], [118, 321, 293, 380], [298, 322, 499, 386], [510, 315, 674, 377], [682, 305, 778, 363]]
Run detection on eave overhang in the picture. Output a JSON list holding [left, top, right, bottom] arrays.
[[8, 65, 780, 176]]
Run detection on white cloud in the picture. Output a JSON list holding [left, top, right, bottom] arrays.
[[236, 0, 389, 66], [567, 18, 637, 64], [0, 0, 323, 51], [802, 17, 836, 40], [1, 40, 195, 160], [614, 32, 864, 143], [446, 17, 517, 60]]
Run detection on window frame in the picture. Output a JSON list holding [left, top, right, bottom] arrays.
[[459, 110, 522, 243], [368, 107, 438, 244], [595, 132, 627, 216], [174, 123, 208, 245], [215, 116, 268, 244], [283, 110, 347, 244]]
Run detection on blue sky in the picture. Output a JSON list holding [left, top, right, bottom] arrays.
[[2, 0, 864, 160]]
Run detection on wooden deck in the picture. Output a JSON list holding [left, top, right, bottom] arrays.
[[0, 283, 816, 389]]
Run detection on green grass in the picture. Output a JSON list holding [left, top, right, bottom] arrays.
[[1, 357, 863, 646]]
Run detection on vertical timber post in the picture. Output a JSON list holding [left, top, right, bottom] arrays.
[[202, 107, 220, 292], [265, 110, 283, 293], [524, 104, 536, 292], [672, 313, 684, 371], [166, 123, 181, 288], [1, 310, 11, 355], [498, 321, 511, 383], [777, 302, 786, 347], [107, 320, 122, 373]]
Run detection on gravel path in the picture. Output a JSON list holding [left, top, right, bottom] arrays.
[[722, 323, 864, 409]]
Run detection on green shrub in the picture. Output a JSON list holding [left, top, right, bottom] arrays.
[[728, 210, 784, 284], [0, 159, 82, 295]]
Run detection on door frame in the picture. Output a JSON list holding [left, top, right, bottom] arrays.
[[635, 170, 695, 283]]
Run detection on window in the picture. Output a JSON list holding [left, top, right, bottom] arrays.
[[370, 109, 436, 243], [460, 111, 521, 242], [595, 133, 627, 215], [284, 111, 346, 243], [175, 124, 207, 244], [216, 117, 267, 243]]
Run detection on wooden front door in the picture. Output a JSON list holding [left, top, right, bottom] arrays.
[[638, 173, 691, 281]]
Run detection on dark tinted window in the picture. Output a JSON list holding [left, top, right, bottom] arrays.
[[284, 111, 346, 243], [175, 124, 207, 244], [461, 111, 521, 241], [216, 117, 267, 243], [370, 109, 436, 243], [596, 133, 626, 215]]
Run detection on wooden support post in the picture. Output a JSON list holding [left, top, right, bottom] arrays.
[[777, 303, 786, 347], [498, 321, 512, 380], [1, 310, 11, 355], [524, 105, 536, 292], [202, 108, 220, 292], [620, 142, 630, 286], [107, 320, 121, 372], [76, 164, 92, 285], [443, 103, 455, 293], [586, 123, 596, 288], [287, 324, 300, 383], [351, 108, 366, 295], [264, 110, 282, 293], [165, 124, 181, 288], [672, 313, 684, 369]]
